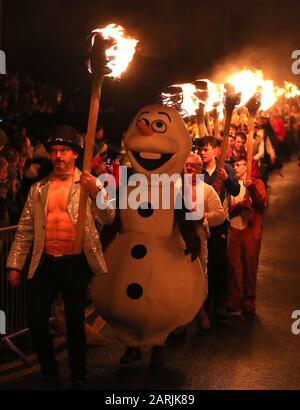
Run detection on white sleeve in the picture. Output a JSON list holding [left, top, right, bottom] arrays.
[[203, 185, 225, 227]]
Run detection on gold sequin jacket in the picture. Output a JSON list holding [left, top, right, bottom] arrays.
[[6, 168, 115, 278]]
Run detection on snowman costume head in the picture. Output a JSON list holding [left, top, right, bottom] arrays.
[[124, 104, 191, 177]]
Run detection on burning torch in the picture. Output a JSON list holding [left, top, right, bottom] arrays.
[[196, 79, 225, 140], [74, 24, 138, 253]]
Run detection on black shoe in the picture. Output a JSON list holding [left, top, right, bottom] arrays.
[[215, 310, 229, 326], [215, 315, 228, 325], [242, 309, 256, 316], [120, 347, 143, 365], [170, 326, 188, 338], [71, 377, 86, 389], [40, 374, 61, 389], [150, 346, 166, 367]]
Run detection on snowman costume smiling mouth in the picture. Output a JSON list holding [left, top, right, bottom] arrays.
[[131, 151, 174, 171]]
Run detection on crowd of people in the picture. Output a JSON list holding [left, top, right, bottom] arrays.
[[1, 72, 300, 386], [0, 74, 64, 228], [186, 104, 300, 324]]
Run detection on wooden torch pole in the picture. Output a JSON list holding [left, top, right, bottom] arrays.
[[196, 104, 208, 138], [219, 84, 241, 169], [195, 80, 208, 138], [213, 105, 221, 141], [246, 114, 255, 180], [74, 75, 104, 253], [205, 111, 213, 136], [245, 92, 261, 180]]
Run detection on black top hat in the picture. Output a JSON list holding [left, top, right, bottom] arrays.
[[44, 125, 83, 154]]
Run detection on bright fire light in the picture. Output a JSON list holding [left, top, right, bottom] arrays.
[[162, 83, 199, 117], [197, 79, 224, 112], [276, 81, 300, 99], [90, 24, 138, 78], [260, 79, 277, 111], [162, 70, 300, 120], [227, 70, 261, 106], [226, 69, 277, 111]]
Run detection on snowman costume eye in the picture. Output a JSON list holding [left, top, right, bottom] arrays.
[[151, 119, 167, 133], [137, 117, 150, 127]]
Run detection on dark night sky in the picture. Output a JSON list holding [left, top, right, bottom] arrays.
[[3, 0, 300, 136]]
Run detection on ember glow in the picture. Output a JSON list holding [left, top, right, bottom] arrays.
[[90, 24, 138, 78]]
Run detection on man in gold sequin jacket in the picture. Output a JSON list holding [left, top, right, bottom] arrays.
[[6, 125, 114, 386]]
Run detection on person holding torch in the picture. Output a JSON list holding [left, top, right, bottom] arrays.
[[226, 154, 267, 315], [6, 125, 114, 387], [198, 136, 240, 323]]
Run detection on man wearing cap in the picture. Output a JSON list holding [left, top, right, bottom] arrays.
[[6, 124, 115, 387]]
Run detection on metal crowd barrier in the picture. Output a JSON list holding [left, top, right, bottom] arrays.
[[0, 225, 32, 366], [0, 225, 104, 368]]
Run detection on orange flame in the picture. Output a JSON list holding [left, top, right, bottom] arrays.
[[226, 69, 276, 111], [196, 79, 224, 111], [216, 104, 225, 121], [162, 70, 299, 120], [276, 81, 300, 99], [162, 83, 199, 117], [91, 24, 138, 78], [260, 79, 277, 111]]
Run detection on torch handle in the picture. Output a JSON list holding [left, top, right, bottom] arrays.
[[244, 93, 261, 180], [196, 104, 208, 137], [205, 112, 213, 136], [213, 108, 221, 140], [219, 106, 234, 169], [246, 115, 255, 180], [74, 76, 104, 254]]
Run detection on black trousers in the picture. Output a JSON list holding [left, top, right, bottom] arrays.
[[206, 221, 229, 316], [27, 254, 92, 380]]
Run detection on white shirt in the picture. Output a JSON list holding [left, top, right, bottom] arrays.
[[230, 180, 248, 230]]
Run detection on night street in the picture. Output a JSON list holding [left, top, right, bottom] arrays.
[[1, 159, 300, 390]]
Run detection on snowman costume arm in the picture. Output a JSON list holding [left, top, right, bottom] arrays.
[[98, 189, 121, 251], [91, 187, 115, 225], [174, 194, 202, 262]]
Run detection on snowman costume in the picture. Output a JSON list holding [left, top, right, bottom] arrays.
[[92, 105, 207, 347]]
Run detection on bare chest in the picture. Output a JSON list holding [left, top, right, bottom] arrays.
[[47, 179, 72, 213]]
